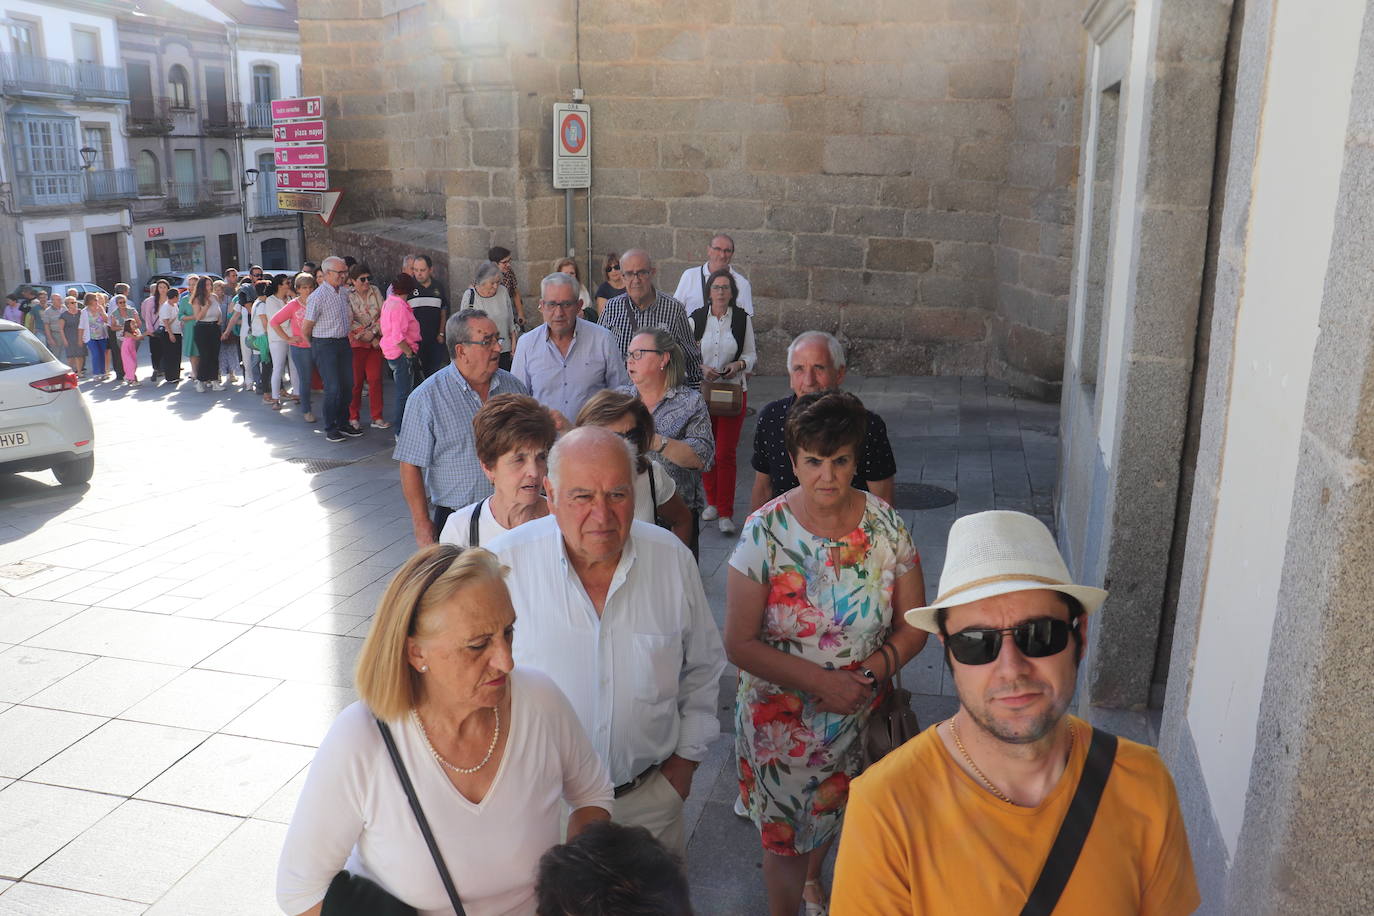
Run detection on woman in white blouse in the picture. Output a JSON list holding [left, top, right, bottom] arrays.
[[460, 261, 517, 372], [277, 545, 613, 916], [438, 394, 555, 548], [689, 268, 757, 536]]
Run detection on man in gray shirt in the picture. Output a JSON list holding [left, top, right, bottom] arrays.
[[511, 272, 629, 427]]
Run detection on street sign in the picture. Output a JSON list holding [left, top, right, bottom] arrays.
[[147, 226, 164, 238], [277, 189, 343, 226], [273, 120, 326, 144], [275, 145, 327, 168], [270, 97, 322, 121], [553, 102, 591, 190], [275, 169, 329, 191]]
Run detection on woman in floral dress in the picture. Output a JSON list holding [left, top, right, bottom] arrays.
[[725, 391, 928, 916]]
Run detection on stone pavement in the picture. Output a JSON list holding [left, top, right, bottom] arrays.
[[0, 370, 1058, 914]]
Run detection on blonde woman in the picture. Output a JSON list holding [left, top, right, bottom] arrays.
[[277, 545, 612, 915]]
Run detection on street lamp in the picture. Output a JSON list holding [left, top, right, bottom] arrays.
[[240, 168, 259, 270], [79, 146, 97, 170]]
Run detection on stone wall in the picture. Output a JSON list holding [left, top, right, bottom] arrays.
[[298, 0, 1084, 391]]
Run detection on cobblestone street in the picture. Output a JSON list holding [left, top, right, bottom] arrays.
[[0, 371, 1059, 914]]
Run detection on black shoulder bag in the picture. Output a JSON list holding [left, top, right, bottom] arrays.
[[468, 497, 487, 547], [322, 720, 468, 915], [1019, 727, 1119, 916]]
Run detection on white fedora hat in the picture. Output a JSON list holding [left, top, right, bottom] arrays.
[[904, 510, 1108, 634]]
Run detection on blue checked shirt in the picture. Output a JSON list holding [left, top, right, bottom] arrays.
[[304, 280, 351, 338], [615, 384, 714, 511], [510, 318, 630, 421], [392, 365, 530, 509], [599, 288, 703, 389]]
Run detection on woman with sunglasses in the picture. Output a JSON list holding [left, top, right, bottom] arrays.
[[594, 252, 624, 317], [347, 262, 388, 429], [723, 390, 927, 916]]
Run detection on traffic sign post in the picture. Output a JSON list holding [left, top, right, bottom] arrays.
[[276, 189, 342, 225], [273, 120, 326, 143], [553, 102, 591, 190], [270, 97, 339, 225], [274, 144, 327, 168], [275, 169, 329, 191], [270, 97, 322, 121]]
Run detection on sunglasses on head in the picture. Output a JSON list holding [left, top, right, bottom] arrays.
[[946, 617, 1075, 666]]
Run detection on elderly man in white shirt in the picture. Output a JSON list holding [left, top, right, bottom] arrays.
[[487, 426, 725, 856], [673, 232, 754, 316]]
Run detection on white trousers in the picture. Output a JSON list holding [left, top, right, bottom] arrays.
[[269, 336, 291, 399]]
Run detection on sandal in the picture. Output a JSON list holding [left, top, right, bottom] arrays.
[[265, 398, 281, 410], [803, 880, 829, 916]]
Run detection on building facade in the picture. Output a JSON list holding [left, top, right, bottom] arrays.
[[1056, 0, 1374, 912], [0, 0, 138, 295]]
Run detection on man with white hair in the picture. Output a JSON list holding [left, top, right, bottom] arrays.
[[672, 233, 754, 316], [832, 510, 1199, 914], [598, 248, 703, 389], [487, 426, 725, 856], [748, 330, 896, 510], [301, 255, 359, 443], [511, 272, 629, 426]]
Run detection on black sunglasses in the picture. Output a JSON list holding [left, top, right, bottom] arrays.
[[946, 618, 1074, 666]]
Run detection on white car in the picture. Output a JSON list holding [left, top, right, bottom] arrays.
[[0, 318, 94, 485]]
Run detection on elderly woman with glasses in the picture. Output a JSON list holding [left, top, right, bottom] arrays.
[[459, 261, 518, 371], [277, 545, 613, 916], [723, 391, 928, 916], [594, 252, 625, 317], [347, 262, 388, 429], [616, 327, 714, 558]]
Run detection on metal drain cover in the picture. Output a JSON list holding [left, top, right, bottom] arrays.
[[892, 483, 957, 510], [0, 561, 50, 580], [286, 457, 355, 474]]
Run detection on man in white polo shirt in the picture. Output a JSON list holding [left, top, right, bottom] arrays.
[[672, 233, 754, 316]]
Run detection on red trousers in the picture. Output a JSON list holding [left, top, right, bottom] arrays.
[[350, 345, 384, 422], [703, 390, 747, 519]]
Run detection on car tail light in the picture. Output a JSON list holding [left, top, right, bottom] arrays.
[[30, 371, 79, 392]]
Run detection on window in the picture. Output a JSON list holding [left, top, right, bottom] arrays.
[[210, 149, 231, 191], [9, 115, 81, 205], [261, 238, 288, 270], [136, 150, 160, 195], [256, 150, 274, 173], [168, 64, 190, 109], [72, 28, 99, 65], [251, 65, 276, 104], [8, 20, 38, 57], [81, 125, 112, 170], [40, 238, 68, 281]]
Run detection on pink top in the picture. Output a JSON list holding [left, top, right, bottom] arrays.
[[380, 293, 421, 360], [269, 298, 310, 348]]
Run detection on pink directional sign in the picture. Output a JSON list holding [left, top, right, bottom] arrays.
[[275, 169, 329, 190], [273, 120, 325, 143], [275, 144, 327, 168], [270, 97, 322, 121]]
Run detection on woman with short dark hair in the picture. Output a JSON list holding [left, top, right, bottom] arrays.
[[488, 245, 526, 337], [723, 391, 929, 916], [595, 252, 624, 315], [347, 261, 387, 429]]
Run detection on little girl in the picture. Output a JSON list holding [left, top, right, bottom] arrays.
[[120, 316, 143, 386]]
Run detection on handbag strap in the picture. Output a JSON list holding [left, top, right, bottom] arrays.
[[468, 497, 486, 547], [375, 718, 468, 916], [1019, 727, 1118, 916]]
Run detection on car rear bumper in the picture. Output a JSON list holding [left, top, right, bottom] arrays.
[[0, 384, 93, 473], [0, 449, 89, 475]]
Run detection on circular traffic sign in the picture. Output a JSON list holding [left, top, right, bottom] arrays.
[[560, 112, 587, 154]]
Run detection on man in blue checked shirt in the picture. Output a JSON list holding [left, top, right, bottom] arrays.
[[394, 308, 530, 545], [302, 256, 359, 443]]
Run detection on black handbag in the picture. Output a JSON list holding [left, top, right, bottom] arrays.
[[322, 719, 468, 916]]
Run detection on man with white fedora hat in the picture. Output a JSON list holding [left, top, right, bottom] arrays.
[[832, 510, 1199, 915]]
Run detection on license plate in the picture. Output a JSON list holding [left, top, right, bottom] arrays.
[[0, 430, 29, 449]]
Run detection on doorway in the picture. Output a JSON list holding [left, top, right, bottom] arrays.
[[219, 233, 239, 274], [91, 232, 122, 291]]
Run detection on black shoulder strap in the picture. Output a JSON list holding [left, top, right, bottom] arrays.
[[729, 304, 747, 362], [1019, 727, 1118, 916], [469, 497, 486, 546], [376, 719, 468, 916], [689, 305, 706, 341], [647, 461, 659, 508]]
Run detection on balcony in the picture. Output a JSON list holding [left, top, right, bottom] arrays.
[[201, 100, 241, 136], [255, 179, 287, 219], [128, 96, 174, 135], [133, 179, 238, 218], [0, 53, 128, 100], [242, 101, 272, 135], [84, 167, 138, 202]]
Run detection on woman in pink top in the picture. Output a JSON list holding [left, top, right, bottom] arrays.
[[380, 271, 422, 433], [270, 272, 317, 423]]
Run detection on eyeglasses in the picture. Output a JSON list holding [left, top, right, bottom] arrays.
[[627, 348, 663, 361], [540, 299, 579, 310], [355, 276, 371, 283], [458, 335, 506, 349], [946, 618, 1075, 666], [709, 245, 735, 255], [623, 269, 652, 279], [709, 284, 732, 292]]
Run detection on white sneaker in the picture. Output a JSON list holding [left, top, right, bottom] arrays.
[[718, 516, 737, 536], [701, 505, 719, 521], [211, 382, 225, 391], [195, 380, 205, 392], [733, 795, 748, 818], [371, 419, 392, 429]]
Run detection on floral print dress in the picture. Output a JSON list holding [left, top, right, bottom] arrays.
[[730, 491, 917, 856]]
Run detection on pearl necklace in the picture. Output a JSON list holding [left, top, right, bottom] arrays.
[[411, 707, 501, 775], [948, 715, 1074, 805]]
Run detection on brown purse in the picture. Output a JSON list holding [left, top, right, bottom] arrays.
[[702, 379, 744, 417]]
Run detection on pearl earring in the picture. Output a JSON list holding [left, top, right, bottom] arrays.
[[420, 665, 429, 673]]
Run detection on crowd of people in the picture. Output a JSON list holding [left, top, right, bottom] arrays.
[[266, 235, 1203, 916]]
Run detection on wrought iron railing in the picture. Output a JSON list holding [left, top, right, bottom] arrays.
[[257, 178, 286, 217], [128, 96, 174, 134], [83, 167, 138, 201], [244, 101, 273, 133], [0, 53, 128, 99], [202, 100, 241, 135], [74, 61, 128, 99]]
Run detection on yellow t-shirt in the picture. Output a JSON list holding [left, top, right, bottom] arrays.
[[831, 716, 1200, 916]]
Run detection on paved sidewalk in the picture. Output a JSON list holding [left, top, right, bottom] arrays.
[[0, 372, 1058, 914]]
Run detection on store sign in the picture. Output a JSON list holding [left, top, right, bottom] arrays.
[[147, 226, 164, 238]]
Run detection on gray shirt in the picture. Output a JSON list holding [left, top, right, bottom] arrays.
[[510, 318, 630, 421]]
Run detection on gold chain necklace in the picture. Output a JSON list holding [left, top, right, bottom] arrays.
[[411, 707, 501, 775], [948, 715, 1075, 805]]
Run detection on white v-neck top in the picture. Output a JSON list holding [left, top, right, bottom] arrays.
[[276, 669, 613, 916]]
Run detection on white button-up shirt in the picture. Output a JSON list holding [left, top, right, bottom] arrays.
[[696, 306, 758, 392], [673, 263, 754, 316], [488, 516, 725, 786]]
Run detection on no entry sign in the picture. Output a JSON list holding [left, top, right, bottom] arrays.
[[553, 102, 591, 190]]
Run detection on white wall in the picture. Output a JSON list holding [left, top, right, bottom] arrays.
[[1, 1, 118, 63], [22, 211, 132, 284], [72, 108, 128, 168], [1185, 0, 1365, 858], [236, 48, 301, 102]]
